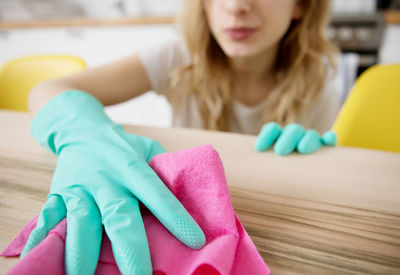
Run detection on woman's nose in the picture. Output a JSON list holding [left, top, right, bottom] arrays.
[[224, 0, 252, 15]]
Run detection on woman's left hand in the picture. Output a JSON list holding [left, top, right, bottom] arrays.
[[255, 122, 337, 156]]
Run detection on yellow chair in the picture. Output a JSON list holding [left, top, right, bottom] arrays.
[[333, 63, 400, 153], [0, 55, 86, 111]]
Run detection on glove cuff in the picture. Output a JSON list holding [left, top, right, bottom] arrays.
[[30, 90, 115, 154]]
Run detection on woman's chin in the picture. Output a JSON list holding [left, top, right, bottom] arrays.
[[223, 47, 258, 59], [219, 41, 262, 59]]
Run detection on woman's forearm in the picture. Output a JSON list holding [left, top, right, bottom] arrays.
[[28, 80, 80, 116], [28, 53, 152, 117]]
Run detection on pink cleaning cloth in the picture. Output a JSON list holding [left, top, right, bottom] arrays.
[[1, 145, 269, 275]]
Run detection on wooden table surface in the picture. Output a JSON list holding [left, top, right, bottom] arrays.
[[1, 110, 399, 274]]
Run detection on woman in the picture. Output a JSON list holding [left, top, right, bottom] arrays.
[[23, 1, 339, 274]]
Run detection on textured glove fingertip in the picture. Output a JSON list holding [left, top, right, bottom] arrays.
[[175, 217, 206, 249], [113, 243, 152, 275], [274, 123, 305, 156], [255, 122, 282, 152], [274, 143, 292, 156], [20, 227, 46, 258], [21, 195, 66, 258], [322, 131, 337, 146], [297, 130, 322, 154]]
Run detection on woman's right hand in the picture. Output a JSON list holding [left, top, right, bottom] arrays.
[[21, 91, 205, 275]]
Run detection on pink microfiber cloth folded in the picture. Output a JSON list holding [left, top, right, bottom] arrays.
[[1, 145, 269, 275]]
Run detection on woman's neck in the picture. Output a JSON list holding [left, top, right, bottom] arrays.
[[228, 47, 278, 106]]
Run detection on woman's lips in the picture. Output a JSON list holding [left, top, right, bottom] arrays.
[[225, 28, 256, 41]]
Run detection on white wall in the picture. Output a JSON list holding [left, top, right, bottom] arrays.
[[0, 0, 182, 20], [379, 25, 400, 64]]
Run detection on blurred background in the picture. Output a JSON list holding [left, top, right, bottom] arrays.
[[0, 0, 399, 127]]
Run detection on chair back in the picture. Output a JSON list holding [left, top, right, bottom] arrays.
[[333, 63, 400, 153], [0, 55, 86, 111]]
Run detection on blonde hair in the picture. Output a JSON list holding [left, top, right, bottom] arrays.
[[169, 0, 338, 132]]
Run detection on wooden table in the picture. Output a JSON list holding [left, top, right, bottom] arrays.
[[1, 110, 399, 274]]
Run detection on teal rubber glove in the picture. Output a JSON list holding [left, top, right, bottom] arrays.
[[20, 91, 206, 275], [254, 122, 336, 156]]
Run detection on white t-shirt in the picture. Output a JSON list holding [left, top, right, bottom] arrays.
[[136, 35, 341, 135]]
